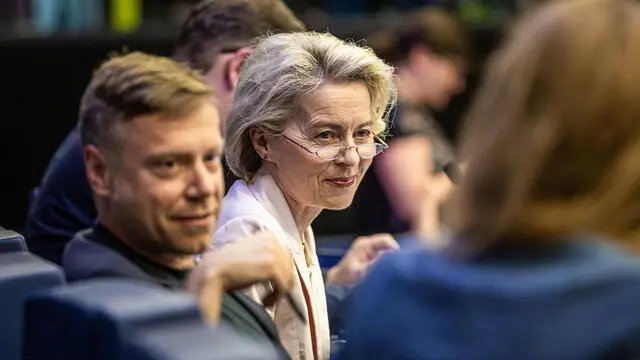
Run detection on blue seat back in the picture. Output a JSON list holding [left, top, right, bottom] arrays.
[[122, 322, 283, 360], [23, 280, 203, 360], [0, 228, 27, 252], [0, 252, 64, 360], [316, 235, 352, 270]]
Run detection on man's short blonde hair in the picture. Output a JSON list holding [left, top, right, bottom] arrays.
[[225, 32, 397, 181], [78, 52, 212, 152]]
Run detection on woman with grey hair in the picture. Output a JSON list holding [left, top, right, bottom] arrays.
[[213, 31, 398, 360]]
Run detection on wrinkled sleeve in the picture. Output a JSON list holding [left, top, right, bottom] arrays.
[[212, 216, 276, 318]]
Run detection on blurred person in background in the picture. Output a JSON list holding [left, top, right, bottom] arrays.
[[63, 52, 295, 356], [214, 32, 399, 360], [354, 8, 470, 240], [340, 0, 640, 359], [25, 0, 305, 265]]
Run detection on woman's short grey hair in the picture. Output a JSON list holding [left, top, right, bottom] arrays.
[[225, 31, 397, 181]]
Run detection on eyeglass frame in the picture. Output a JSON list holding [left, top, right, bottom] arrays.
[[281, 134, 388, 162]]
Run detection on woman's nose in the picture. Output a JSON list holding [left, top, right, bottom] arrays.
[[336, 146, 360, 166]]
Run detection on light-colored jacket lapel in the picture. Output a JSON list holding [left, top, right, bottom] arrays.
[[213, 170, 331, 360]]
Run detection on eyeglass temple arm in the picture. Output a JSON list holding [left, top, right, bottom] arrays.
[[375, 135, 388, 148]]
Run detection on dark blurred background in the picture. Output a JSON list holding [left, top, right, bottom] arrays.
[[0, 0, 512, 233]]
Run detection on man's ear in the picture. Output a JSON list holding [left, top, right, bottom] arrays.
[[84, 145, 112, 197], [249, 126, 271, 161], [224, 47, 253, 92]]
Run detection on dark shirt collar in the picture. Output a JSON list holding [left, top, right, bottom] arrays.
[[91, 223, 191, 289]]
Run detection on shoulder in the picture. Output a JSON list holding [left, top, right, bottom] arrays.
[[40, 130, 86, 187], [345, 243, 441, 320], [219, 180, 270, 222], [359, 244, 439, 292], [357, 239, 640, 304], [387, 105, 431, 140], [28, 130, 94, 224], [214, 212, 283, 247], [215, 215, 277, 237], [339, 245, 439, 357], [62, 230, 143, 283], [215, 179, 287, 243]]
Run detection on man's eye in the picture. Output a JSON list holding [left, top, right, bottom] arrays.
[[161, 160, 176, 168], [204, 154, 221, 171], [204, 154, 220, 163], [153, 159, 181, 177]]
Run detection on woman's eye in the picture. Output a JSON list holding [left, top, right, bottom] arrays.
[[355, 129, 372, 138], [316, 131, 334, 140]]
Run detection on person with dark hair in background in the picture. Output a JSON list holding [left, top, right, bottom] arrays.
[[172, 0, 306, 131], [63, 51, 295, 356], [25, 0, 305, 265], [354, 8, 471, 241], [340, 0, 640, 359]]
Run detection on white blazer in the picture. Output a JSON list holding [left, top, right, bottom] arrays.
[[213, 170, 331, 360]]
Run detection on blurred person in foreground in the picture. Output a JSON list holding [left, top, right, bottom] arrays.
[[355, 8, 470, 240], [63, 52, 293, 357], [213, 32, 399, 360], [340, 0, 640, 359], [26, 0, 305, 265]]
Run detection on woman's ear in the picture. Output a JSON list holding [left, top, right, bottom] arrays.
[[249, 126, 270, 161]]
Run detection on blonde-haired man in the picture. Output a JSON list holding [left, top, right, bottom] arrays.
[[26, 0, 305, 265], [63, 52, 293, 355]]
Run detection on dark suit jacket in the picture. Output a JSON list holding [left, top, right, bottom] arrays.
[[63, 228, 289, 359]]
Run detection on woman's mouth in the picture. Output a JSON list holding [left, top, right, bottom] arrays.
[[325, 176, 356, 188]]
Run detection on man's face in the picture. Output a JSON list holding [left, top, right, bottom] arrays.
[[104, 102, 224, 256], [203, 47, 254, 136]]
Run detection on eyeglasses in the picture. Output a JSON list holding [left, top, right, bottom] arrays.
[[282, 134, 388, 162]]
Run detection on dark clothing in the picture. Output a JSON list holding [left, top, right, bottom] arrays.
[[26, 131, 95, 265], [340, 235, 640, 360], [324, 283, 352, 336], [354, 105, 454, 235], [66, 224, 190, 288], [62, 224, 288, 358], [26, 129, 238, 265]]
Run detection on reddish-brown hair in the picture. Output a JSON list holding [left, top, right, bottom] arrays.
[[449, 0, 640, 251]]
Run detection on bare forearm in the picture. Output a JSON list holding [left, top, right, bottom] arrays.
[[325, 266, 340, 285]]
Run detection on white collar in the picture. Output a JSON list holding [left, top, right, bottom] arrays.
[[246, 168, 305, 255]]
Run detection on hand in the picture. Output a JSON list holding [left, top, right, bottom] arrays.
[[426, 171, 454, 205], [325, 234, 399, 286], [186, 231, 294, 323], [414, 172, 454, 245]]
